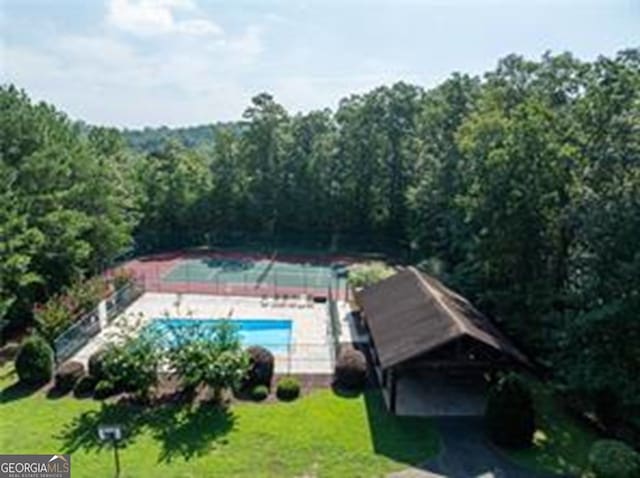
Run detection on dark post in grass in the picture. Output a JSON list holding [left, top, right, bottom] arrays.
[[98, 424, 123, 478]]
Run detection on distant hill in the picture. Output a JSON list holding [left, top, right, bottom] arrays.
[[122, 122, 241, 153]]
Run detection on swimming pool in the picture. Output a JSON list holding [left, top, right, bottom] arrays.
[[145, 318, 292, 354]]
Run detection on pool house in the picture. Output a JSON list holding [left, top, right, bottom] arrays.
[[356, 267, 528, 416]]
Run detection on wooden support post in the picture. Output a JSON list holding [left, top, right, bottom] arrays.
[[389, 368, 397, 414]]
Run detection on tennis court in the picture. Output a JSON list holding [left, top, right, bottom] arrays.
[[123, 251, 352, 299]]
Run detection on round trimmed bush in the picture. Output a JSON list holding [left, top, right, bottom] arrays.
[[276, 377, 301, 401], [73, 375, 97, 398], [244, 346, 275, 389], [94, 380, 116, 400], [334, 348, 367, 390], [88, 348, 111, 381], [15, 336, 54, 386], [54, 361, 85, 393], [485, 373, 535, 449], [588, 439, 640, 478], [251, 384, 269, 401]]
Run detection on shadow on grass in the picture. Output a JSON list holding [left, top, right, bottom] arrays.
[[0, 376, 46, 403], [331, 384, 362, 399], [56, 399, 236, 464], [46, 386, 70, 400], [363, 389, 439, 467]]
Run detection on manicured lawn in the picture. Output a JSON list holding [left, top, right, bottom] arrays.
[[0, 366, 438, 478], [507, 377, 599, 476]]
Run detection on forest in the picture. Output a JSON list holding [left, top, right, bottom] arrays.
[[1, 49, 639, 429]]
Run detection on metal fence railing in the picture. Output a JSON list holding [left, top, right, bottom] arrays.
[[53, 280, 145, 363], [105, 281, 145, 323], [258, 342, 334, 375], [53, 309, 101, 364], [326, 283, 341, 363]]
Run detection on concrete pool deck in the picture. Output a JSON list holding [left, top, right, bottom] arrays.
[[71, 292, 356, 375]]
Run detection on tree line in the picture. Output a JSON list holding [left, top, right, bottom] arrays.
[[1, 49, 639, 425]]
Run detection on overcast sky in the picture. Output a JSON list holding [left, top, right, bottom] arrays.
[[1, 0, 638, 128]]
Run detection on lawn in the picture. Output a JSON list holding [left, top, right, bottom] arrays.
[[507, 377, 599, 476], [0, 366, 439, 478]]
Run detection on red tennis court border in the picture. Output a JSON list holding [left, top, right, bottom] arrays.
[[107, 249, 356, 300]]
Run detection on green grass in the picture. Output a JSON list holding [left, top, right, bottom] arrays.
[[507, 377, 599, 476], [0, 366, 438, 478]]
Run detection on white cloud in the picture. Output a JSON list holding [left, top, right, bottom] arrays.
[[2, 16, 269, 127], [107, 0, 223, 36], [225, 26, 264, 64]]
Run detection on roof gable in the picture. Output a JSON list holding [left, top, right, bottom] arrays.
[[356, 267, 527, 368]]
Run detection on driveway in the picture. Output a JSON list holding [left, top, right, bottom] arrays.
[[395, 372, 487, 417], [389, 417, 567, 478]]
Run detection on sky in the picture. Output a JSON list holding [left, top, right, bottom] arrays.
[[0, 0, 638, 128]]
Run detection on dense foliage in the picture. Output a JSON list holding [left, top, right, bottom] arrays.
[[122, 123, 240, 154], [100, 316, 162, 401], [250, 384, 269, 401], [243, 345, 275, 389], [347, 263, 395, 289], [1, 86, 137, 335], [34, 277, 107, 342], [87, 348, 110, 381], [334, 348, 368, 390], [2, 48, 639, 426], [54, 360, 85, 393], [14, 335, 54, 385], [276, 377, 301, 401], [73, 374, 97, 398], [485, 373, 536, 449], [93, 380, 116, 400], [588, 440, 640, 478], [165, 320, 249, 402]]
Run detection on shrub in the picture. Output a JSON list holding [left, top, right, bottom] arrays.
[[588, 440, 640, 478], [166, 323, 249, 401], [54, 361, 85, 393], [33, 297, 74, 342], [244, 346, 275, 389], [334, 348, 367, 390], [94, 380, 116, 400], [205, 350, 250, 403], [111, 268, 134, 290], [168, 340, 211, 394], [67, 277, 106, 314], [276, 377, 301, 401], [251, 385, 269, 401], [101, 340, 159, 400], [594, 388, 621, 429], [485, 373, 535, 449], [347, 262, 395, 289], [15, 336, 54, 385], [73, 375, 97, 397], [88, 348, 110, 381]]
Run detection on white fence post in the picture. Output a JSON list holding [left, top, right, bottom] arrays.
[[98, 299, 108, 329]]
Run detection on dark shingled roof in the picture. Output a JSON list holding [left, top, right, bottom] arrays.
[[356, 267, 527, 369]]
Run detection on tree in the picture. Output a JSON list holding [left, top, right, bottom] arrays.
[[241, 93, 291, 236], [165, 320, 249, 403], [0, 86, 135, 333], [135, 141, 211, 249], [485, 374, 536, 448]]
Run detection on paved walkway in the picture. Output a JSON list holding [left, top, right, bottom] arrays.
[[388, 418, 566, 478]]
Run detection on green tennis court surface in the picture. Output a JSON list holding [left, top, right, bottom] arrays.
[[162, 257, 347, 290]]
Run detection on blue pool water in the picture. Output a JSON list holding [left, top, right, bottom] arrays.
[[145, 318, 292, 354]]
